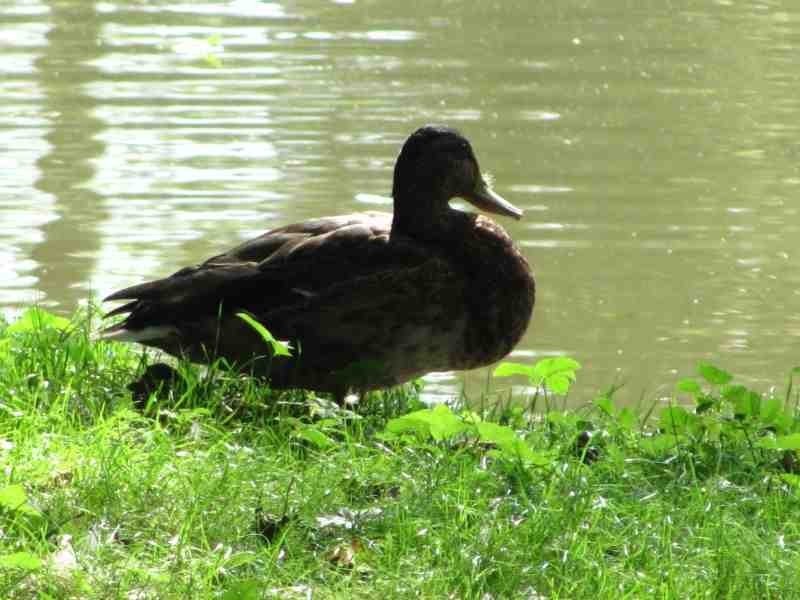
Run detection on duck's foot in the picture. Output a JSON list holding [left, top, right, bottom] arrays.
[[330, 385, 361, 407], [128, 362, 181, 409]]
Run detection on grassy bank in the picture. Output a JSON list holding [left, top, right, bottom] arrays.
[[1, 308, 799, 598]]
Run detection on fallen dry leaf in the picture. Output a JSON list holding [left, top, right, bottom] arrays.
[[326, 538, 363, 568], [315, 507, 383, 530], [50, 534, 78, 577]]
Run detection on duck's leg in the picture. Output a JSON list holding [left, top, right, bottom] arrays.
[[330, 383, 349, 407], [330, 384, 363, 408]]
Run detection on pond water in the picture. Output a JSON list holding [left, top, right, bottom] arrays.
[[1, 0, 799, 403]]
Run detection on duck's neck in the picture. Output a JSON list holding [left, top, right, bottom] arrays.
[[390, 189, 456, 239]]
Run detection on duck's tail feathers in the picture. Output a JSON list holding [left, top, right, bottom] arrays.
[[99, 324, 178, 343], [102, 265, 204, 303], [103, 263, 260, 304], [104, 300, 139, 318], [100, 262, 264, 345]]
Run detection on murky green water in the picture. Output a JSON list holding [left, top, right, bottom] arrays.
[[2, 0, 799, 401]]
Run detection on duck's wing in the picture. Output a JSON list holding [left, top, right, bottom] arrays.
[[101, 211, 447, 339]]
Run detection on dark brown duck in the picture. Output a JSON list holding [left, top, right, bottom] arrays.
[[103, 126, 536, 393]]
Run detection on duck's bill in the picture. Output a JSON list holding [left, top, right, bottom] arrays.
[[463, 180, 523, 220]]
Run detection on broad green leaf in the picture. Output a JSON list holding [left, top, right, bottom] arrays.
[[532, 356, 581, 395], [639, 434, 681, 454], [0, 484, 27, 511], [475, 421, 518, 447], [475, 422, 554, 466], [533, 356, 581, 378], [414, 405, 470, 442], [0, 552, 42, 571], [676, 378, 701, 394], [386, 404, 469, 442], [546, 411, 580, 428], [494, 357, 581, 395], [697, 363, 733, 385], [460, 410, 483, 425], [236, 312, 291, 357], [492, 362, 534, 379], [725, 385, 761, 417], [771, 412, 794, 435], [374, 431, 399, 442], [492, 446, 555, 467], [659, 406, 694, 435], [6, 307, 71, 334], [780, 474, 800, 488], [294, 427, 336, 450], [542, 374, 569, 394], [703, 417, 722, 442], [757, 433, 800, 451], [760, 397, 784, 426], [721, 384, 747, 402]]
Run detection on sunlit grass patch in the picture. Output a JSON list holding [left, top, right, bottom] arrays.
[[0, 307, 799, 597]]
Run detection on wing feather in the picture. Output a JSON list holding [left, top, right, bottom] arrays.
[[102, 212, 431, 332]]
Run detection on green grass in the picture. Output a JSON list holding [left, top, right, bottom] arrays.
[[1, 308, 800, 598]]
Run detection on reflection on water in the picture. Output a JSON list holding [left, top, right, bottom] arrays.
[[32, 1, 106, 309], [1, 0, 799, 402]]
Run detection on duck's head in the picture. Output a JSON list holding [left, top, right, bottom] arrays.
[[391, 125, 522, 233]]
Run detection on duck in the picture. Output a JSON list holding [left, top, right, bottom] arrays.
[[102, 125, 536, 396]]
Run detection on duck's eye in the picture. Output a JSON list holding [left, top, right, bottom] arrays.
[[450, 142, 471, 160], [442, 156, 477, 191], [461, 159, 478, 183]]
